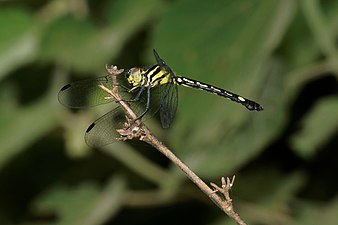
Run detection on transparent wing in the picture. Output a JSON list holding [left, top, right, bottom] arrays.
[[84, 95, 157, 148], [58, 75, 115, 108], [153, 49, 175, 76], [153, 49, 178, 128], [84, 107, 126, 148], [159, 83, 178, 128], [58, 74, 132, 108]]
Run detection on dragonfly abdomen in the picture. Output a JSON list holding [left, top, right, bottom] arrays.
[[175, 76, 263, 111]]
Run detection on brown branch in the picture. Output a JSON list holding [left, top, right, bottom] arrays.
[[100, 65, 247, 225]]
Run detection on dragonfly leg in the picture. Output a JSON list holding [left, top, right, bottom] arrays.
[[135, 85, 151, 121], [122, 85, 146, 102]]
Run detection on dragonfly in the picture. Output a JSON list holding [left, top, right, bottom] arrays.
[[58, 49, 263, 148]]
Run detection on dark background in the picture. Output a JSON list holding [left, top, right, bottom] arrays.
[[0, 0, 337, 224]]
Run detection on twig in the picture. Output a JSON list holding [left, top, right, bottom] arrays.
[[100, 65, 247, 225]]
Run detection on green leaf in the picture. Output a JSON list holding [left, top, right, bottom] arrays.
[[39, 0, 163, 74], [291, 198, 338, 225], [279, 12, 319, 69], [33, 183, 100, 225], [32, 177, 126, 225], [0, 96, 59, 168], [0, 8, 38, 80], [39, 17, 101, 73], [105, 0, 162, 27], [290, 96, 338, 159], [96, 0, 163, 68], [323, 0, 338, 30]]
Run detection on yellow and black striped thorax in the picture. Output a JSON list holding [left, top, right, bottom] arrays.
[[125, 64, 174, 89]]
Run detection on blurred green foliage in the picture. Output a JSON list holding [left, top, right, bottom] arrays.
[[0, 0, 337, 225]]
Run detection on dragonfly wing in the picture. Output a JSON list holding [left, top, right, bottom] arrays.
[[159, 82, 178, 128], [152, 49, 179, 128], [85, 107, 126, 148], [153, 49, 175, 76], [58, 75, 116, 108]]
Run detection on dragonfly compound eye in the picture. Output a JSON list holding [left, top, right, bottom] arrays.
[[125, 69, 131, 79]]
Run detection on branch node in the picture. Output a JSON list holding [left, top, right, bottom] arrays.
[[210, 175, 236, 211], [106, 64, 124, 75], [116, 117, 145, 141]]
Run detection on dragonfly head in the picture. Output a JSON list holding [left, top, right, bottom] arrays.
[[126, 67, 143, 86]]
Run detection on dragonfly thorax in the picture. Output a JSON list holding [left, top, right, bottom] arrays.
[[126, 67, 145, 87]]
